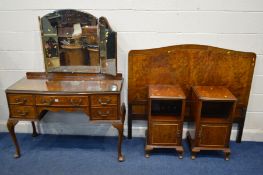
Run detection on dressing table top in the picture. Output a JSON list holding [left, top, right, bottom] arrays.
[[6, 77, 123, 94]]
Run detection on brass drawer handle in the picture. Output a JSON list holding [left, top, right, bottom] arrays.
[[98, 98, 111, 105], [14, 98, 27, 105], [70, 99, 82, 106], [41, 98, 54, 105], [97, 110, 110, 117], [16, 110, 29, 116]]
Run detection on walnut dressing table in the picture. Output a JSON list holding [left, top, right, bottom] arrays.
[[6, 10, 125, 161], [6, 73, 125, 161]]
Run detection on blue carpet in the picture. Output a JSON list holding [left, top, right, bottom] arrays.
[[0, 133, 263, 175]]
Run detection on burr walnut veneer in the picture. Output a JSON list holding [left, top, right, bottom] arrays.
[[6, 72, 125, 161], [128, 44, 256, 142]]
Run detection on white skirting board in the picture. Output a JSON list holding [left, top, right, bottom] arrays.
[[1, 120, 263, 142]]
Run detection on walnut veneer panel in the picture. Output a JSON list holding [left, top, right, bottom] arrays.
[[128, 44, 256, 112]]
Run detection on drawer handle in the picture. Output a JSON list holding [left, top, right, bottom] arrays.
[[41, 98, 54, 105], [16, 110, 29, 116], [14, 98, 27, 105], [70, 99, 82, 106], [98, 110, 110, 117], [98, 98, 111, 105]]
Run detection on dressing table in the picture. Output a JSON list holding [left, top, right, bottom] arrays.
[[6, 10, 125, 161]]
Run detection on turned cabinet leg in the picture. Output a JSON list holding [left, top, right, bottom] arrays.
[[112, 123, 125, 162], [31, 121, 38, 137], [7, 119, 21, 158]]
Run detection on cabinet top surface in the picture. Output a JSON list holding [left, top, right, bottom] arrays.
[[193, 86, 237, 101], [6, 77, 122, 94], [148, 84, 186, 99]]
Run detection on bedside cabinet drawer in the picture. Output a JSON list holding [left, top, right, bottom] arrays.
[[7, 94, 34, 105], [91, 107, 118, 120], [10, 105, 36, 119], [91, 95, 118, 106], [36, 96, 89, 106]]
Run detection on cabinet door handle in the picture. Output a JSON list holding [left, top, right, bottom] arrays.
[[97, 110, 110, 117], [14, 98, 27, 105], [16, 110, 28, 116], [98, 98, 111, 105], [41, 98, 54, 105], [70, 99, 82, 106]]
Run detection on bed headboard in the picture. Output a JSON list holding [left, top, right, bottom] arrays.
[[128, 44, 256, 140]]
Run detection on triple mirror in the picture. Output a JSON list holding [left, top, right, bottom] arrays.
[[40, 9, 117, 75]]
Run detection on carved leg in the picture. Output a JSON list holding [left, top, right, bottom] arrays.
[[112, 122, 125, 162], [31, 121, 38, 137], [7, 119, 20, 158]]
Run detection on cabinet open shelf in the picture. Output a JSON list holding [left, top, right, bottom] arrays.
[[151, 100, 182, 116], [201, 101, 234, 120]]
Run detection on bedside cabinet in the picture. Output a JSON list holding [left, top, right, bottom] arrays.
[[145, 85, 186, 159], [187, 86, 237, 160]]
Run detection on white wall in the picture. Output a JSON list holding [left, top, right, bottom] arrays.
[[0, 0, 263, 141]]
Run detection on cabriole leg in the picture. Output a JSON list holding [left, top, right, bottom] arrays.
[[177, 150, 184, 159], [224, 151, 231, 161], [112, 122, 125, 162], [7, 119, 20, 158], [191, 151, 197, 160], [145, 145, 153, 158]]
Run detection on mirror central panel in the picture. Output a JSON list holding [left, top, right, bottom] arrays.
[[40, 10, 117, 75]]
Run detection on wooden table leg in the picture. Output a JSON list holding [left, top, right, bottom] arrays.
[[7, 119, 20, 158], [112, 122, 125, 162], [31, 121, 38, 137]]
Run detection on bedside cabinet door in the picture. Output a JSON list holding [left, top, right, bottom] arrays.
[[198, 124, 231, 147], [150, 121, 182, 145]]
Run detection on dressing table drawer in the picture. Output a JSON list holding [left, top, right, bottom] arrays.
[[91, 107, 118, 120], [7, 94, 34, 105], [10, 105, 36, 119], [91, 95, 118, 106], [36, 95, 89, 106]]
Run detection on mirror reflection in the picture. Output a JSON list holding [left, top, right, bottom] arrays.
[[40, 10, 117, 75]]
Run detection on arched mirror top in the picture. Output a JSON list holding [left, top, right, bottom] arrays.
[[40, 9, 117, 75]]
